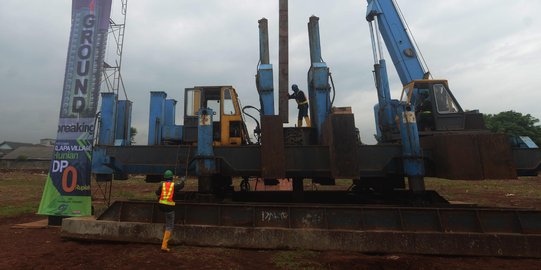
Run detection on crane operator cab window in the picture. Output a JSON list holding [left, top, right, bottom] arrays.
[[186, 89, 201, 117], [433, 84, 459, 114], [400, 86, 411, 103], [183, 87, 221, 142], [184, 86, 244, 145], [223, 88, 237, 115], [414, 88, 435, 131]]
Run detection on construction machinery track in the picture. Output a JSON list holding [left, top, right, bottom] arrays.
[[62, 195, 541, 258]]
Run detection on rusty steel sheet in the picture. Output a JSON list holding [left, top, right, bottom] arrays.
[[513, 147, 541, 176], [83, 200, 541, 257], [98, 201, 541, 235], [421, 134, 483, 179], [321, 113, 360, 179], [476, 133, 517, 179], [421, 133, 516, 180], [278, 0, 289, 123], [261, 116, 286, 179]]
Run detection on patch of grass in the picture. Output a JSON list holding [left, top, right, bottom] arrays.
[[0, 172, 160, 217], [0, 172, 45, 217], [0, 201, 39, 217], [112, 190, 138, 200], [272, 250, 325, 270], [425, 177, 541, 207]]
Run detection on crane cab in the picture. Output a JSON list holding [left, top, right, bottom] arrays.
[[183, 86, 247, 146], [400, 80, 485, 132]]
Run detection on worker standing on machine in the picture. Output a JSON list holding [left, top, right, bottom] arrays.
[[289, 84, 311, 127], [416, 91, 434, 131], [155, 170, 185, 252]]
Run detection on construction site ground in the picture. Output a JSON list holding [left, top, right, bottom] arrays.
[[1, 170, 541, 269]]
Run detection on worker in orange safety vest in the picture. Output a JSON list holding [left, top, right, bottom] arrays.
[[155, 170, 185, 252]]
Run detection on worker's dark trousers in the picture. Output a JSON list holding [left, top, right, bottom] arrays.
[[164, 211, 175, 231]]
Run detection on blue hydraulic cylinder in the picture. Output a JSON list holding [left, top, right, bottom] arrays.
[[257, 18, 275, 116], [373, 59, 396, 141], [93, 92, 116, 177], [393, 100, 425, 192], [148, 91, 167, 145], [115, 100, 132, 146], [164, 99, 177, 126], [307, 16, 331, 138], [308, 16, 322, 64], [98, 92, 117, 145], [366, 0, 426, 85], [257, 64, 274, 116], [375, 60, 392, 108], [196, 108, 216, 176]]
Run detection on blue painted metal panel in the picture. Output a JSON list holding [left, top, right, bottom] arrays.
[[257, 64, 275, 115], [257, 18, 275, 116], [196, 108, 216, 176], [99, 92, 117, 145], [91, 147, 113, 174], [115, 100, 132, 146], [374, 60, 397, 141], [162, 125, 183, 141], [164, 99, 177, 126], [148, 92, 167, 145], [307, 16, 331, 139], [366, 0, 425, 85], [308, 63, 331, 137], [394, 101, 425, 191]]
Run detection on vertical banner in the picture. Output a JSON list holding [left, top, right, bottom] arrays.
[[38, 0, 112, 217]]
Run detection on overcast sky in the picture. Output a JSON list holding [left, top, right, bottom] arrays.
[[1, 0, 540, 145]]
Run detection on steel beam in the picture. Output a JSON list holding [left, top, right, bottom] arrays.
[[93, 143, 404, 179], [279, 0, 289, 122], [62, 201, 541, 257]]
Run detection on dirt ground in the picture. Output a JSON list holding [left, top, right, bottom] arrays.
[[2, 172, 541, 269], [2, 214, 541, 270]]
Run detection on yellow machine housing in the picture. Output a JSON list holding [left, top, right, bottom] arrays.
[[184, 86, 248, 146]]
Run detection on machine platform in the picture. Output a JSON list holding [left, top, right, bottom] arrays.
[[62, 200, 541, 257]]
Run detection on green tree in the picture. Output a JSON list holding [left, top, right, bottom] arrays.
[[483, 111, 541, 146], [130, 127, 137, 145]]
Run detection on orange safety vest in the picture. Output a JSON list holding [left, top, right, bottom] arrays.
[[159, 182, 175, 206]]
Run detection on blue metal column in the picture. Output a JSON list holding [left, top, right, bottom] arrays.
[[257, 18, 275, 116], [307, 16, 331, 138], [115, 100, 132, 146], [148, 91, 167, 145], [98, 92, 117, 145], [373, 59, 396, 141], [393, 100, 425, 192], [196, 108, 216, 193], [164, 99, 177, 126], [92, 92, 116, 179]]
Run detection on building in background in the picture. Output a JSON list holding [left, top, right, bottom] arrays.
[[0, 140, 54, 170], [40, 138, 56, 146], [0, 141, 35, 158]]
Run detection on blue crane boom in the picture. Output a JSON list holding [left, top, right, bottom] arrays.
[[366, 0, 427, 85], [364, 0, 526, 182], [365, 0, 427, 191], [366, 0, 472, 134]]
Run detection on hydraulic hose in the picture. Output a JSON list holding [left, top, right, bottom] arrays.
[[329, 72, 336, 108], [242, 105, 262, 144]]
